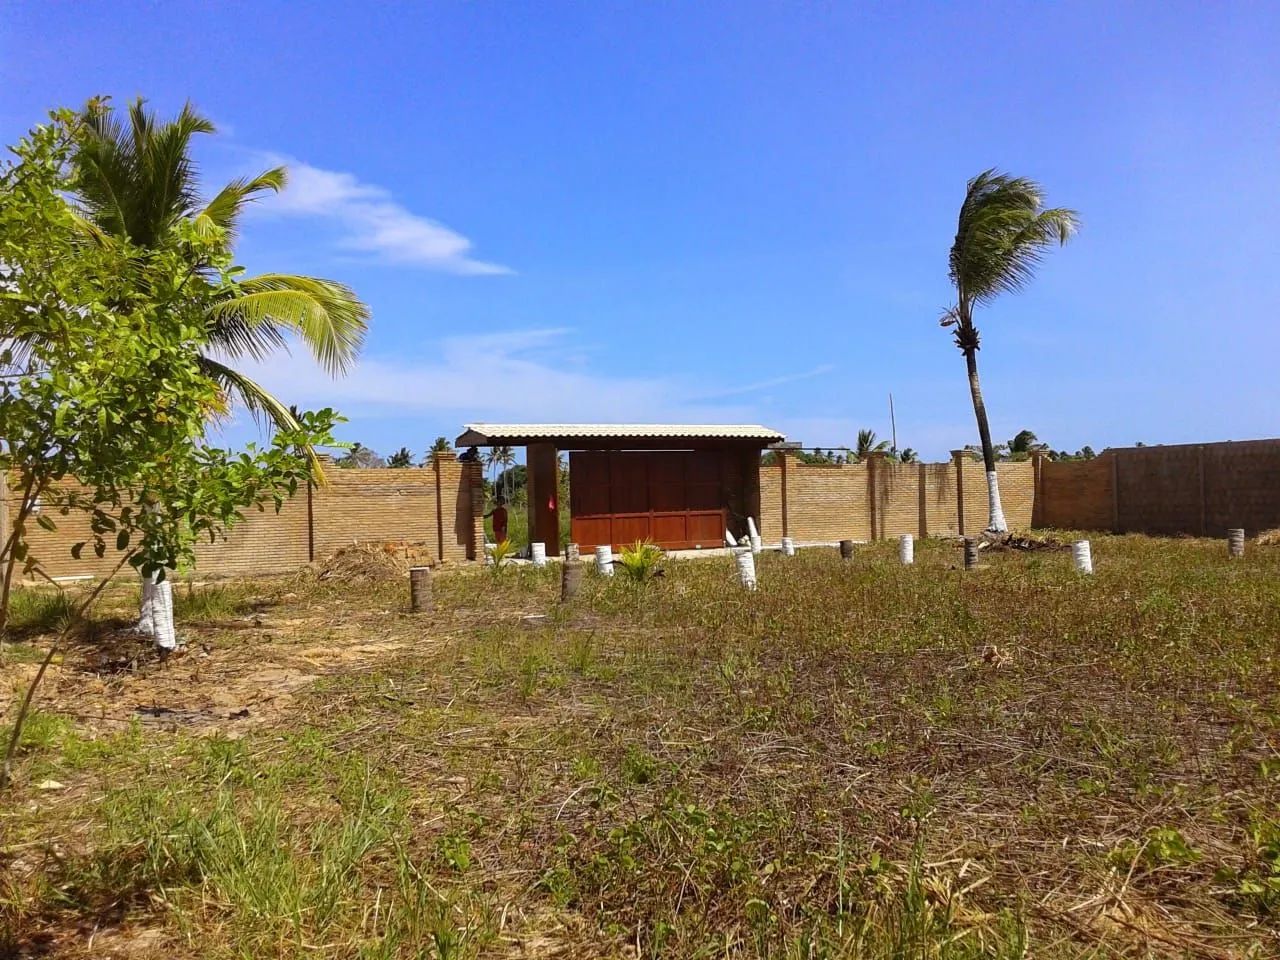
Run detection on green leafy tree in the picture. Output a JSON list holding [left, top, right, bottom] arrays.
[[67, 98, 369, 453], [941, 170, 1078, 531], [898, 448, 919, 464], [0, 111, 341, 785], [386, 447, 414, 468]]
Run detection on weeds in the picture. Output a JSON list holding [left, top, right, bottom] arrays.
[[172, 580, 257, 621], [3, 535, 1279, 955], [3, 587, 75, 636]]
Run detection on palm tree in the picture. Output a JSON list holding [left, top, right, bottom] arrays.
[[855, 429, 890, 462], [386, 447, 414, 468], [486, 445, 516, 503], [71, 99, 369, 453], [898, 448, 919, 464], [425, 436, 453, 465], [942, 170, 1078, 532], [339, 443, 383, 468], [1008, 429, 1039, 456]]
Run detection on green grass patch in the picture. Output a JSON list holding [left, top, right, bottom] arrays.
[[3, 534, 1279, 956]]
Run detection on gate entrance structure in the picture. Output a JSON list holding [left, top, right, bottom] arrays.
[[454, 424, 785, 555]]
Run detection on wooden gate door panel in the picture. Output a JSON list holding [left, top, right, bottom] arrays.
[[611, 515, 651, 547], [570, 450, 728, 551], [688, 512, 726, 545], [650, 513, 689, 548]]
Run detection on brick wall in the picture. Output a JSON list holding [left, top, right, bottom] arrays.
[[756, 452, 1031, 543], [1034, 439, 1280, 536], [1039, 456, 1113, 531], [921, 463, 960, 536], [10, 439, 1277, 578], [5, 452, 479, 580]]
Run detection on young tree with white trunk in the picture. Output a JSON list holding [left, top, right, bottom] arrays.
[[67, 98, 370, 642], [942, 170, 1078, 532]]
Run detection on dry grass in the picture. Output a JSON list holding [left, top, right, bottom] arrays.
[[1, 534, 1278, 958]]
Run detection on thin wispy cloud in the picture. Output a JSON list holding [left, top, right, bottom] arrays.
[[690, 364, 835, 401], [222, 328, 769, 426], [259, 157, 511, 275]]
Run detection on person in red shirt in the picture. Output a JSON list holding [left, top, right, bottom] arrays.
[[485, 497, 509, 544]]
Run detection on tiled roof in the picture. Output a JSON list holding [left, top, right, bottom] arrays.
[[456, 423, 785, 446]]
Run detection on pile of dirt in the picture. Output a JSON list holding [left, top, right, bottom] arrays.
[[314, 542, 416, 583], [983, 533, 1070, 552]]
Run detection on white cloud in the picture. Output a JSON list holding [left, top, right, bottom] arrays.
[[260, 159, 510, 275], [224, 328, 763, 425]]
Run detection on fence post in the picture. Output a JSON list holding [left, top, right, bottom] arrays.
[[409, 566, 433, 612], [1227, 528, 1245, 558], [561, 561, 583, 600]]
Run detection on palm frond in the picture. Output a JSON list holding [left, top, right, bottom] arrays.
[[196, 167, 287, 241], [214, 274, 369, 375], [198, 356, 327, 481], [76, 98, 216, 247], [948, 169, 1079, 309]]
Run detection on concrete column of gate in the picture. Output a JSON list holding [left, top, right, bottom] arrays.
[[527, 443, 561, 557]]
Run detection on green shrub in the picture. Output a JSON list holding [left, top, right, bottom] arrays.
[[617, 540, 663, 582]]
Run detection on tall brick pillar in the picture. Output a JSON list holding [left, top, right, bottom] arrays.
[[1030, 450, 1046, 529], [779, 451, 792, 539], [464, 457, 485, 561], [951, 450, 969, 536], [866, 450, 889, 540]]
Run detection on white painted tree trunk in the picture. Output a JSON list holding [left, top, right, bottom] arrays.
[[986, 471, 1008, 533], [137, 572, 176, 651]]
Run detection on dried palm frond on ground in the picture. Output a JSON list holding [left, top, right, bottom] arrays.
[[312, 545, 417, 583]]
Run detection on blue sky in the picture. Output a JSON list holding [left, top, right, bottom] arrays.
[[3, 2, 1277, 461]]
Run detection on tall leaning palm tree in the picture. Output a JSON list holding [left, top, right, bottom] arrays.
[[72, 99, 369, 446], [942, 170, 1078, 532]]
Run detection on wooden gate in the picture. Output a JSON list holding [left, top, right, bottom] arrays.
[[569, 451, 728, 551]]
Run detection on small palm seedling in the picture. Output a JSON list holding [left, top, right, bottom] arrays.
[[488, 539, 516, 570], [617, 541, 664, 582]]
